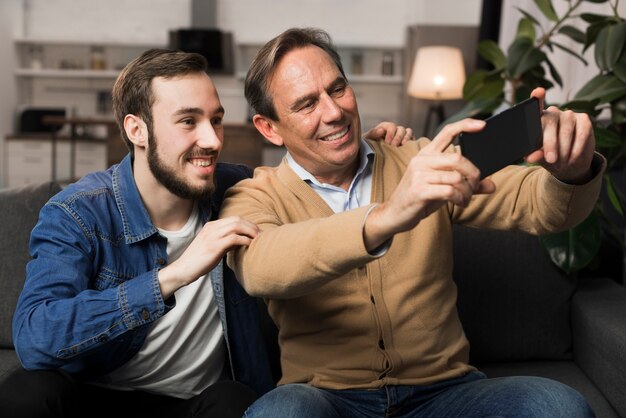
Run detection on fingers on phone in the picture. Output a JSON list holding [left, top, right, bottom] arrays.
[[430, 119, 486, 153]]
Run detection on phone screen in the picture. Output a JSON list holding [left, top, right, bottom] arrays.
[[458, 97, 543, 179]]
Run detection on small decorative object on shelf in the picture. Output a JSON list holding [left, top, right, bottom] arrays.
[[351, 53, 363, 75], [90, 46, 106, 70], [381, 52, 394, 76], [29, 45, 43, 69]]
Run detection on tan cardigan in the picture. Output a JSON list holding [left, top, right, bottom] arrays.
[[220, 139, 604, 389]]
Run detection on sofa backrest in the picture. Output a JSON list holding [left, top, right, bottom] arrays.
[[0, 181, 61, 349], [452, 225, 576, 364]]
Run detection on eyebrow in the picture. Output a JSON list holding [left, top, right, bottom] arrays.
[[290, 76, 347, 111], [172, 105, 225, 117]]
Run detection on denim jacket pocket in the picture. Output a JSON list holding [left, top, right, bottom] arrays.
[[93, 267, 133, 290]]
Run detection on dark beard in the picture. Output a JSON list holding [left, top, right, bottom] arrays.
[[147, 133, 215, 201]]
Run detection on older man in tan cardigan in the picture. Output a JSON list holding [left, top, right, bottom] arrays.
[[220, 27, 604, 417]]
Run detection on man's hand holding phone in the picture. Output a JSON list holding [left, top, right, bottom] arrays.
[[458, 87, 596, 184], [525, 88, 596, 184]]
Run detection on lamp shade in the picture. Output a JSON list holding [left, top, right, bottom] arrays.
[[407, 46, 466, 100]]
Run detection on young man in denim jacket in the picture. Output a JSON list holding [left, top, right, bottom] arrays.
[[0, 48, 270, 418]]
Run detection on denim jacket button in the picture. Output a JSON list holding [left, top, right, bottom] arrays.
[[141, 309, 150, 320], [156, 257, 166, 265], [98, 334, 109, 343]]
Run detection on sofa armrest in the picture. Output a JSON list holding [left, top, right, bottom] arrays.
[[572, 277, 626, 416]]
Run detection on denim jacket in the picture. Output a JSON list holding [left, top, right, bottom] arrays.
[[12, 155, 275, 396]]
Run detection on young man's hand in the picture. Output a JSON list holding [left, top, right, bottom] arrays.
[[364, 122, 414, 146]]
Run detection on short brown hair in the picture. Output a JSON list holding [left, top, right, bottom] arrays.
[[244, 27, 346, 121], [112, 48, 207, 155]]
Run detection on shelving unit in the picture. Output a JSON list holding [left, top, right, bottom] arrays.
[[13, 38, 165, 112], [14, 38, 164, 75], [15, 68, 122, 79], [236, 42, 405, 83]]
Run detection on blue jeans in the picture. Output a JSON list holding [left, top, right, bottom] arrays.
[[244, 371, 595, 417]]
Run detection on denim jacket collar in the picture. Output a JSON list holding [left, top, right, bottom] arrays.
[[112, 155, 159, 244], [112, 154, 213, 245]]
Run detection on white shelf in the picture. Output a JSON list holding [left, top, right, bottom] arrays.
[[235, 71, 403, 85], [348, 74, 404, 84], [14, 37, 163, 49], [15, 68, 120, 79]]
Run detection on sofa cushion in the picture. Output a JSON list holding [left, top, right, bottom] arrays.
[[479, 361, 618, 418], [452, 225, 576, 363], [0, 182, 61, 348]]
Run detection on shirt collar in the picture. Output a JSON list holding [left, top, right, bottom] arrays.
[[286, 139, 375, 187]]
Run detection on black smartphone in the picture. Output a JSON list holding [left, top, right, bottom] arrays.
[[458, 97, 543, 179]]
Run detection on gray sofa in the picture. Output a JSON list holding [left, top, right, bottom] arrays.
[[0, 181, 61, 380], [452, 225, 626, 417], [1, 181, 625, 417]]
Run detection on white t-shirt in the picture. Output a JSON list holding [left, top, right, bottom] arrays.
[[102, 204, 226, 399]]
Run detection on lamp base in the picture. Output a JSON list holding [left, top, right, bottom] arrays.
[[423, 102, 446, 138]]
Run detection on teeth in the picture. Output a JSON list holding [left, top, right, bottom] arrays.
[[321, 126, 348, 142], [191, 159, 212, 167]]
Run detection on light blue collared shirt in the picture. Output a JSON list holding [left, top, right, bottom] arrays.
[[286, 140, 375, 213]]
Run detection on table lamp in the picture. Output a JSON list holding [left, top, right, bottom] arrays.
[[407, 46, 466, 136]]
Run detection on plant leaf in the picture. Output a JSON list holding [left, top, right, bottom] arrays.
[[440, 98, 503, 127], [558, 25, 587, 44], [611, 96, 626, 125], [551, 41, 588, 65], [606, 23, 626, 68], [516, 17, 537, 41], [559, 99, 602, 117], [515, 7, 541, 25], [574, 74, 626, 103], [540, 209, 601, 274], [580, 13, 612, 23], [477, 40, 506, 69], [614, 49, 626, 84], [533, 0, 559, 22], [584, 21, 609, 52], [595, 23, 626, 71], [594, 125, 624, 148], [507, 38, 547, 78], [605, 175, 625, 216], [463, 70, 505, 101], [544, 56, 563, 87]]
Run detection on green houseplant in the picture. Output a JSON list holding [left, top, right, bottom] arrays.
[[446, 0, 626, 277]]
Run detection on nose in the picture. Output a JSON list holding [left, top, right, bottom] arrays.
[[196, 120, 222, 151], [320, 93, 343, 123]]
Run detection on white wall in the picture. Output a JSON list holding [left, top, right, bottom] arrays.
[[22, 0, 191, 44], [218, 0, 481, 46]]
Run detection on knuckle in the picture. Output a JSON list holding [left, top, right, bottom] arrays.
[[449, 152, 463, 164], [439, 124, 456, 136]]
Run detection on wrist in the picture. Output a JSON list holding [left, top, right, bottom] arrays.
[[363, 203, 394, 253], [157, 265, 186, 299]]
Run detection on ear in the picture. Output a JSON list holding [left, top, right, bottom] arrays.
[[253, 114, 284, 147], [124, 114, 148, 148]]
